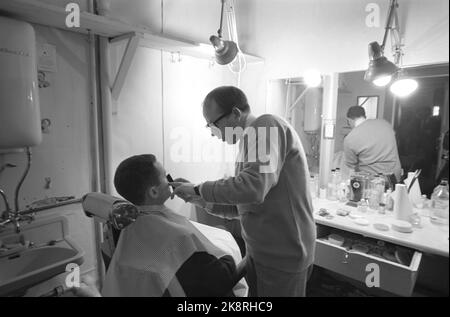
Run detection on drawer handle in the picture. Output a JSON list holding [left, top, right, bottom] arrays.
[[342, 252, 350, 264]]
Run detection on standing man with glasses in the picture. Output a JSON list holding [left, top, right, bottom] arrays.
[[171, 86, 316, 297]]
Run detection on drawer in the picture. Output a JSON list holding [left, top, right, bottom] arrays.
[[314, 226, 422, 297]]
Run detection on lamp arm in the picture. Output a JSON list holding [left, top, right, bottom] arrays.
[[217, 0, 226, 38], [381, 0, 398, 50], [391, 10, 403, 65]]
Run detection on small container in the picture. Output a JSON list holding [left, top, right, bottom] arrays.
[[414, 195, 427, 209], [374, 222, 390, 231], [391, 220, 413, 233], [409, 212, 422, 228], [354, 218, 370, 226], [357, 199, 369, 213], [378, 203, 386, 214]]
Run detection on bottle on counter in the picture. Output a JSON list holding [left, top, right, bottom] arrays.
[[345, 179, 352, 201], [430, 179, 449, 225], [369, 174, 385, 210], [327, 169, 338, 201], [384, 189, 394, 212], [337, 180, 349, 203], [309, 175, 318, 199], [379, 192, 387, 214], [335, 168, 342, 184]]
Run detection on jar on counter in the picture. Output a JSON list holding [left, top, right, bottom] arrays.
[[358, 199, 369, 213]]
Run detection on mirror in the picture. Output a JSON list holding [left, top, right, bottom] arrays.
[[266, 77, 325, 198], [266, 78, 324, 176], [334, 63, 449, 196]]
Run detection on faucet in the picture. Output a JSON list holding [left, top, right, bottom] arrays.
[[0, 164, 16, 228], [0, 189, 11, 220], [0, 148, 34, 234], [0, 189, 34, 234]]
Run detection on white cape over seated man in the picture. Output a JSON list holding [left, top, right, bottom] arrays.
[[87, 154, 246, 297]]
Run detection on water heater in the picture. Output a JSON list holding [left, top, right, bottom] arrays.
[[0, 16, 42, 149]]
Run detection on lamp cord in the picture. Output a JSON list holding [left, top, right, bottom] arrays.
[[225, 0, 247, 82]]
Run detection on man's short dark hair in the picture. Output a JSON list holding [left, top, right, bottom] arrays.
[[203, 86, 250, 113], [347, 106, 366, 120], [114, 154, 161, 205]]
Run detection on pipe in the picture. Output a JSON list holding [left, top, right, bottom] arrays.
[[18, 198, 82, 216], [95, 0, 114, 288], [14, 147, 32, 213], [88, 26, 101, 196], [98, 39, 114, 195], [319, 74, 339, 189], [288, 88, 310, 113], [86, 4, 105, 280], [284, 80, 291, 120]]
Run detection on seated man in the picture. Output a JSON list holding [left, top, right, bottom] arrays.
[[100, 154, 239, 297]]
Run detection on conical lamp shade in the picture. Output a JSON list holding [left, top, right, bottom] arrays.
[[390, 69, 418, 98], [364, 42, 398, 86], [209, 35, 238, 65]]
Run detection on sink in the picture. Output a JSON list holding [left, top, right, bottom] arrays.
[[0, 216, 84, 296]]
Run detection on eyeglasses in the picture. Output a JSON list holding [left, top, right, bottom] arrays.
[[205, 112, 231, 129]]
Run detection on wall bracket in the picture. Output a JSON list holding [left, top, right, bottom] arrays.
[[110, 32, 140, 100]]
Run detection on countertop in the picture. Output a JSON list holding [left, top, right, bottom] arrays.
[[313, 198, 449, 257]]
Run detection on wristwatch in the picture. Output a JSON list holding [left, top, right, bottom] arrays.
[[194, 185, 200, 196]]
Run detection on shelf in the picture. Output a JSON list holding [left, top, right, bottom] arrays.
[[0, 0, 263, 64]]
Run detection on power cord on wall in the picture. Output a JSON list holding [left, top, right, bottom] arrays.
[[225, 0, 246, 87]]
